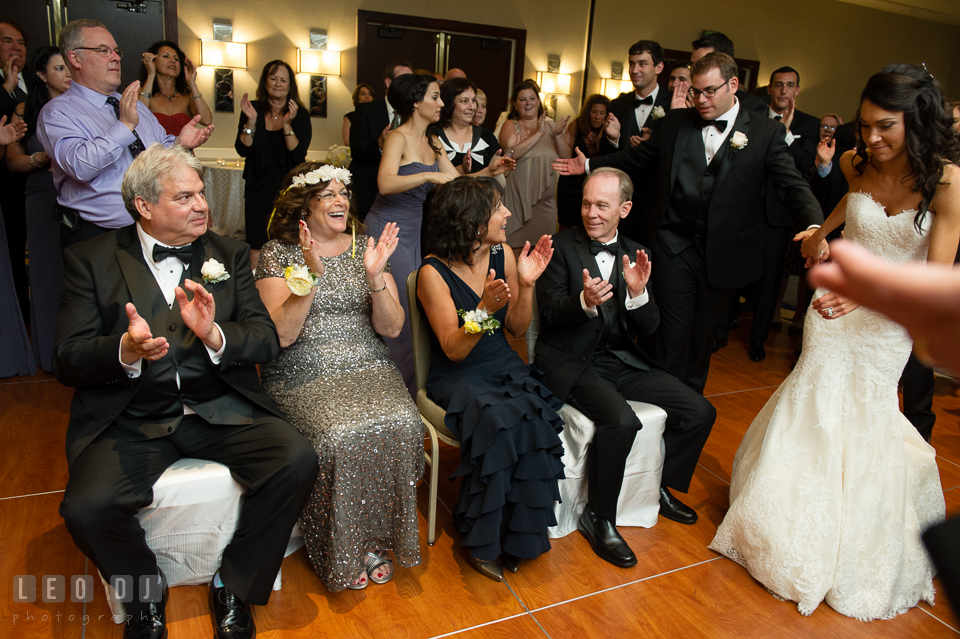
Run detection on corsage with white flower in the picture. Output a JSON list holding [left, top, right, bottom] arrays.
[[650, 106, 666, 120], [284, 264, 319, 296], [730, 131, 748, 150], [201, 258, 230, 284], [458, 308, 500, 336]]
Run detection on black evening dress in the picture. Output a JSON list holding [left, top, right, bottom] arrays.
[[418, 246, 564, 561]]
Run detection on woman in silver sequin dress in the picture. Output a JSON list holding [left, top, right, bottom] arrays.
[[254, 162, 424, 592]]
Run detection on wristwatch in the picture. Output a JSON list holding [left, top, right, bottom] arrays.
[[242, 126, 255, 136]]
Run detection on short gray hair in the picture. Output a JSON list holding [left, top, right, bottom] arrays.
[[122, 143, 203, 220], [584, 167, 633, 204], [58, 19, 107, 62]]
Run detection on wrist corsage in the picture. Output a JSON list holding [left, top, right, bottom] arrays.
[[284, 264, 319, 296], [458, 308, 500, 336], [201, 258, 230, 284]]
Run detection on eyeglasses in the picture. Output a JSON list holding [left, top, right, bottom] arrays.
[[820, 124, 837, 132], [687, 79, 731, 100], [73, 45, 123, 59], [316, 190, 352, 202]]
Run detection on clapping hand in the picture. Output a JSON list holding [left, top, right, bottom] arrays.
[[282, 99, 298, 125], [176, 115, 214, 150], [365, 222, 398, 280], [582, 269, 613, 308], [0, 115, 27, 145], [604, 113, 621, 142], [120, 302, 168, 364], [119, 81, 141, 131], [176, 279, 222, 350], [141, 52, 157, 76], [554, 115, 572, 144], [781, 97, 796, 131], [552, 147, 586, 176], [488, 149, 516, 176], [240, 92, 257, 124], [816, 137, 836, 168], [298, 220, 325, 278], [622, 249, 651, 297], [183, 57, 198, 85], [1, 55, 21, 94], [479, 269, 510, 315], [506, 124, 527, 151], [516, 235, 554, 286], [671, 80, 690, 110]]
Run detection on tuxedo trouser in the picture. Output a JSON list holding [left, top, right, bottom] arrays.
[[901, 353, 936, 442], [749, 222, 793, 348], [567, 355, 716, 525], [60, 410, 319, 607], [653, 242, 734, 394]]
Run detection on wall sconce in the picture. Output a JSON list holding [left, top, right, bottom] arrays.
[[200, 21, 246, 114], [537, 54, 570, 119], [600, 62, 632, 100], [299, 29, 339, 118]]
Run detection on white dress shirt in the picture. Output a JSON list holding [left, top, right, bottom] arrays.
[[579, 231, 650, 316], [120, 224, 226, 416], [610, 84, 660, 149], [703, 98, 740, 164], [768, 106, 796, 146]]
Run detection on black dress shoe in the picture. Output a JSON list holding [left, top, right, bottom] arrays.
[[501, 552, 523, 574], [748, 343, 766, 362], [469, 555, 504, 582], [209, 578, 255, 639], [577, 508, 637, 568], [771, 320, 783, 330], [711, 337, 728, 353], [788, 324, 803, 335], [658, 487, 698, 524], [124, 576, 168, 639]]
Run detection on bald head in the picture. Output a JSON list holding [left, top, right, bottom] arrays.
[[444, 68, 466, 81]]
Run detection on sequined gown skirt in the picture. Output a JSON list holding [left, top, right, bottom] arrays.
[[708, 194, 946, 621], [257, 239, 424, 592]]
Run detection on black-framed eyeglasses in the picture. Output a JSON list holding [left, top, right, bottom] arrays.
[[688, 79, 730, 100], [820, 124, 837, 132], [73, 45, 123, 59], [315, 189, 352, 202]]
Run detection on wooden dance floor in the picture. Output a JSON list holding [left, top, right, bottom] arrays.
[[2, 311, 959, 638]]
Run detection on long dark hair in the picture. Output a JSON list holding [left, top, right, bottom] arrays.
[[438, 77, 477, 129], [575, 94, 610, 155], [507, 79, 543, 120], [23, 46, 62, 144], [854, 63, 960, 231], [387, 73, 443, 156], [138, 40, 189, 96], [425, 176, 503, 265], [254, 60, 304, 115]]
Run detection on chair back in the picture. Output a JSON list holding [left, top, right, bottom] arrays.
[[406, 271, 431, 393]]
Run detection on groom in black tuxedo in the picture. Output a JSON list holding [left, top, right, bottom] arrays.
[[536, 168, 716, 567], [605, 39, 673, 247], [554, 53, 823, 393], [54, 144, 318, 639]]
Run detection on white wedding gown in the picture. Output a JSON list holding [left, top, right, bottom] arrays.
[[709, 192, 946, 621]]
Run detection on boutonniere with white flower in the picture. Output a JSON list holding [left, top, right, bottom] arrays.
[[730, 131, 748, 151], [650, 106, 666, 120], [284, 264, 319, 296], [458, 308, 501, 336], [201, 258, 230, 284]]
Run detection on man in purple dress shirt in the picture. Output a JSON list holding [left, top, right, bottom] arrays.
[[37, 19, 214, 249]]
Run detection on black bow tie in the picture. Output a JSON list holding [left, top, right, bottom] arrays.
[[774, 114, 783, 121], [589, 240, 618, 256], [634, 95, 654, 108], [698, 117, 728, 132], [152, 243, 193, 264]]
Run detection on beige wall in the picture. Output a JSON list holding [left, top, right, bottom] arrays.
[[177, 0, 960, 158]]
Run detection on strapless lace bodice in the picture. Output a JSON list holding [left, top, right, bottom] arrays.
[[844, 192, 930, 263]]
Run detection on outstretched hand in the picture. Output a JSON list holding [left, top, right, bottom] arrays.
[[488, 149, 516, 176], [365, 222, 398, 279], [120, 302, 168, 364], [479, 269, 509, 315], [582, 269, 613, 308], [176, 279, 223, 351], [177, 115, 214, 150], [671, 80, 690, 110], [553, 147, 586, 176], [0, 115, 26, 145], [622, 249, 651, 296], [516, 235, 554, 286]]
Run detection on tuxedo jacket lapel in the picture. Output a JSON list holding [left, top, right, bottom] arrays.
[[574, 229, 602, 281], [670, 115, 696, 194], [714, 107, 752, 192], [116, 226, 167, 319]]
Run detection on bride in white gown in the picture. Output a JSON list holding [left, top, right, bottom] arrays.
[[709, 64, 960, 621]]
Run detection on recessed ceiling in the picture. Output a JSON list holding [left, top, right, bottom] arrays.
[[835, 0, 960, 25]]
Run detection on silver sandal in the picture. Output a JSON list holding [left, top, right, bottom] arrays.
[[363, 550, 393, 585]]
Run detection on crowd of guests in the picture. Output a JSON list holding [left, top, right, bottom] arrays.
[[1, 14, 959, 638]]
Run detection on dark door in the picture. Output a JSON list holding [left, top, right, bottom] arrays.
[[446, 34, 514, 129], [357, 22, 438, 93]]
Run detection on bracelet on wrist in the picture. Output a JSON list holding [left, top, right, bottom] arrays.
[[369, 280, 387, 293], [192, 94, 202, 100], [139, 92, 152, 99], [284, 130, 295, 137], [29, 152, 44, 168], [242, 126, 255, 136]]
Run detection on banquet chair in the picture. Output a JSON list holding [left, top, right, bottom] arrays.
[[525, 292, 668, 537], [102, 458, 304, 622], [407, 271, 461, 546]]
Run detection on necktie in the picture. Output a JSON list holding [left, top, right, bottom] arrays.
[[589, 239, 618, 256], [12, 85, 27, 103], [390, 111, 401, 130], [152, 243, 193, 263], [633, 95, 654, 108], [105, 96, 146, 158], [698, 117, 728, 133], [774, 114, 783, 122]]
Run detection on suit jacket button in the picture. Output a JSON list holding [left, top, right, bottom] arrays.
[[169, 324, 176, 331], [167, 426, 173, 433]]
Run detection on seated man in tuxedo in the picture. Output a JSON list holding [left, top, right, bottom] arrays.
[[535, 167, 716, 568], [54, 143, 319, 639], [349, 59, 412, 218]]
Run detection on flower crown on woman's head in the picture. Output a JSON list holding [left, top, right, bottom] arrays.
[[291, 165, 352, 188]]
